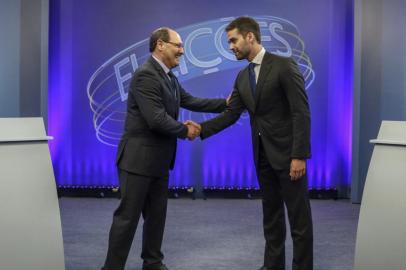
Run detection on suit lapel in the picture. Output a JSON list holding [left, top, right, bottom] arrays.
[[240, 68, 256, 112], [254, 52, 273, 107], [147, 57, 180, 118], [148, 57, 177, 99]]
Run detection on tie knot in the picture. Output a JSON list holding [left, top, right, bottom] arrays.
[[249, 62, 256, 70], [168, 71, 175, 79]]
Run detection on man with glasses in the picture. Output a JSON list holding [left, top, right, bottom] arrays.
[[101, 27, 227, 270]]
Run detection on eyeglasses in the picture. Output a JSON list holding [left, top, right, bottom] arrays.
[[164, 41, 184, 49]]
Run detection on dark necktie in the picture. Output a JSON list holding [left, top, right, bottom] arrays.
[[167, 71, 178, 100], [248, 62, 257, 96]]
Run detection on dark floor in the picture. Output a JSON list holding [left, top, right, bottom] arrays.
[[60, 198, 360, 270]]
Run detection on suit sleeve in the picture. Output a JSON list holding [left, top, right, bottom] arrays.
[[279, 58, 311, 159], [179, 85, 226, 113], [132, 70, 188, 138], [200, 76, 246, 139]]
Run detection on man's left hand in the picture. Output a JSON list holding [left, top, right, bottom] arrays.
[[290, 159, 306, 181]]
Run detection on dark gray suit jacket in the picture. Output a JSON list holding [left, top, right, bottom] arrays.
[[117, 57, 226, 177], [200, 52, 311, 170]]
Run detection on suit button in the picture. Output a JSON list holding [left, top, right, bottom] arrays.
[[258, 132, 261, 136]]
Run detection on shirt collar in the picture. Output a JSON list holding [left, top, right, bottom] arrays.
[[251, 47, 266, 65], [152, 55, 171, 74]]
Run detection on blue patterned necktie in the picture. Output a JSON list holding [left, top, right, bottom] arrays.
[[248, 62, 257, 96], [167, 71, 178, 100]]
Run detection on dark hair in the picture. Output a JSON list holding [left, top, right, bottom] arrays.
[[149, 28, 170, 52], [225, 17, 261, 43]]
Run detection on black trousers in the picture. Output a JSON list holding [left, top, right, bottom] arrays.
[[258, 142, 313, 270], [102, 169, 169, 270]]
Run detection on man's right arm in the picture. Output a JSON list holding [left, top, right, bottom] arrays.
[[132, 70, 188, 138], [200, 85, 246, 139]]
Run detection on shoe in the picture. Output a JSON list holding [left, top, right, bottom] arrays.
[[258, 267, 269, 270], [143, 264, 169, 270]]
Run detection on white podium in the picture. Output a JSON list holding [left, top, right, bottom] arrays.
[[354, 121, 406, 270], [0, 118, 65, 270]]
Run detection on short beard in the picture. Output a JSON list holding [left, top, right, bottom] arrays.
[[236, 48, 250, 60]]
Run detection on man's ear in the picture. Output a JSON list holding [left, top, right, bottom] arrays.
[[247, 32, 255, 43], [157, 40, 165, 52]]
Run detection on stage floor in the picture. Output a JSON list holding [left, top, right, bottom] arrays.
[[60, 198, 359, 270]]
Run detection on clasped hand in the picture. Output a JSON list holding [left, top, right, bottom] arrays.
[[184, 120, 201, 140]]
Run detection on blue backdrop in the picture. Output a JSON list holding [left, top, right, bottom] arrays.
[[49, 0, 353, 190]]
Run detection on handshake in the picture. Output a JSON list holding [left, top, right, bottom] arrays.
[[184, 120, 201, 141]]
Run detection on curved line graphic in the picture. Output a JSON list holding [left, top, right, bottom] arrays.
[[87, 15, 315, 146]]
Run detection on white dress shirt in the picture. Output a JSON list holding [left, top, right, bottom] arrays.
[[250, 47, 266, 83]]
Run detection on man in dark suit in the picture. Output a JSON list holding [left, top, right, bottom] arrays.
[[102, 27, 227, 270], [198, 17, 313, 270]]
